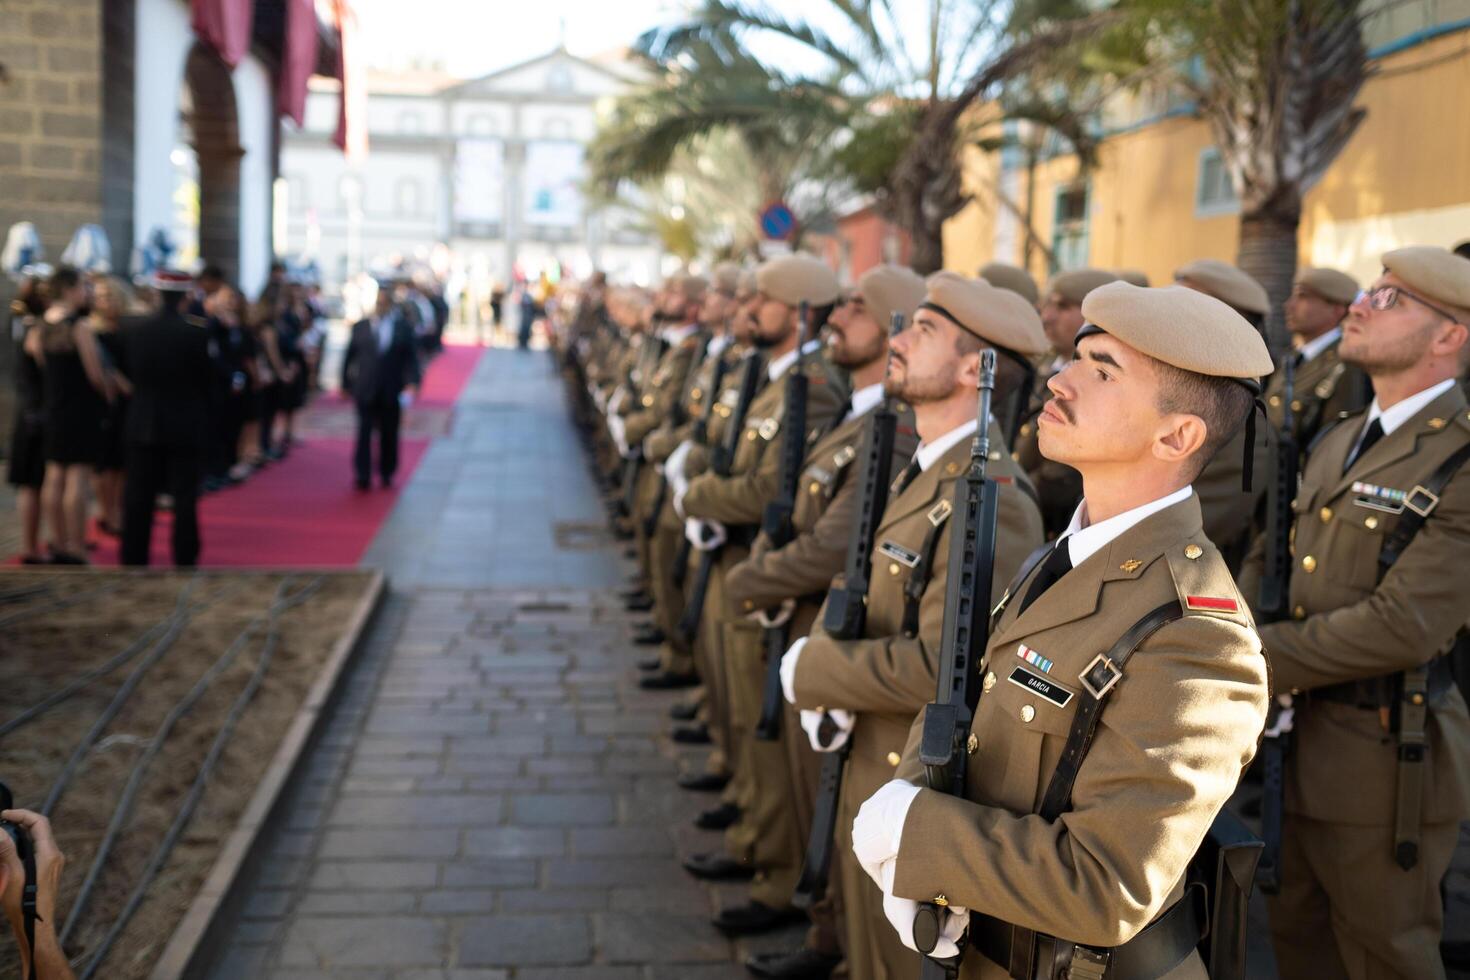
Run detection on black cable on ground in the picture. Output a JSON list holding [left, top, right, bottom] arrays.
[[0, 575, 206, 740], [0, 580, 127, 631], [39, 577, 253, 816], [76, 577, 322, 980], [59, 577, 324, 945]]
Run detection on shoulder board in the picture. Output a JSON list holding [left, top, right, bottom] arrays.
[[1165, 541, 1249, 622]]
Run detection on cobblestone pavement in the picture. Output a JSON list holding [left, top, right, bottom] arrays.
[[206, 349, 802, 978]]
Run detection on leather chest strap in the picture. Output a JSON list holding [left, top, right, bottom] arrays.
[[1003, 600, 1184, 980]]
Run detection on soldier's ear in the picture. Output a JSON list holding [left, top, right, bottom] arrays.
[[1153, 413, 1208, 468]]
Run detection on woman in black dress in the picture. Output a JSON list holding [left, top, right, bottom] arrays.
[[26, 267, 111, 563], [274, 283, 309, 452], [89, 276, 133, 535], [7, 275, 50, 563]]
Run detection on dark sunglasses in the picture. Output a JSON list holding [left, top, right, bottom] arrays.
[[1357, 285, 1463, 324]]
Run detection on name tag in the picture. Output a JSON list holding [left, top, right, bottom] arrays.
[[878, 540, 921, 568], [1007, 665, 1074, 708]]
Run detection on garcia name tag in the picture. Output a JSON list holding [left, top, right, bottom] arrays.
[[878, 540, 921, 568], [1007, 665, 1074, 708]]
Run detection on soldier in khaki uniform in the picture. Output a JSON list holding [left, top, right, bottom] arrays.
[[677, 255, 850, 873], [1174, 258, 1274, 571], [1239, 247, 1470, 980], [1013, 269, 1120, 537], [1266, 266, 1372, 448], [715, 266, 926, 971], [780, 272, 1047, 980], [851, 281, 1273, 980]]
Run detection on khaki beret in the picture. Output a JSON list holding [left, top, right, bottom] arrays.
[[1173, 258, 1269, 315], [978, 261, 1040, 307], [1292, 266, 1358, 306], [756, 253, 840, 308], [674, 273, 708, 302], [736, 268, 758, 299], [1046, 268, 1120, 306], [1080, 282, 1274, 380], [857, 264, 926, 331], [1114, 269, 1150, 287], [923, 271, 1048, 357], [1382, 246, 1470, 324], [710, 262, 740, 295]]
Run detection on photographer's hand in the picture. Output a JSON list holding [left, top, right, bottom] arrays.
[[1, 809, 74, 980]]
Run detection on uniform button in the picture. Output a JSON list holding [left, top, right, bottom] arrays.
[[691, 388, 702, 399], [887, 751, 901, 767], [1293, 605, 1306, 620], [1020, 423, 1033, 437], [1184, 544, 1202, 560], [1010, 451, 1020, 461], [1268, 395, 1282, 407], [1290, 399, 1303, 413], [888, 563, 901, 576], [1365, 515, 1379, 530], [743, 599, 755, 611], [1319, 507, 1332, 523], [1301, 555, 1317, 573], [966, 733, 979, 754], [1020, 705, 1035, 723], [809, 481, 821, 495], [746, 430, 758, 441], [982, 671, 996, 692]]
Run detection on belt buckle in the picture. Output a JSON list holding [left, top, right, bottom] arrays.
[[1067, 945, 1110, 980], [1405, 485, 1439, 517], [1079, 654, 1122, 700]]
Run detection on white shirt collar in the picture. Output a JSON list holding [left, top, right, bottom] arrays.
[[915, 416, 980, 472], [1295, 325, 1342, 364], [843, 383, 885, 424], [1059, 485, 1194, 568], [766, 339, 822, 382], [662, 322, 698, 345], [1363, 377, 1457, 439], [707, 333, 733, 355]]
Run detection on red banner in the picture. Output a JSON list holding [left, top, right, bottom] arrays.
[[332, 0, 368, 163], [279, 0, 318, 126], [190, 0, 253, 69]]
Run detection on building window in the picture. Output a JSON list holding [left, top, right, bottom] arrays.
[[547, 65, 573, 92], [396, 177, 423, 216], [1196, 148, 1239, 217], [398, 111, 423, 134], [1051, 183, 1090, 272], [466, 113, 497, 136]]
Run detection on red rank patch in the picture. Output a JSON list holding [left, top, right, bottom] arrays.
[[1186, 595, 1239, 613]]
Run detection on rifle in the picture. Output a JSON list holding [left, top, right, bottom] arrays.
[[755, 303, 815, 741], [791, 312, 906, 908], [672, 344, 734, 588], [1255, 354, 1298, 894], [911, 350, 1001, 978], [676, 347, 765, 644], [642, 332, 712, 539]]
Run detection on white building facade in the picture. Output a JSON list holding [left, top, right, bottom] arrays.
[[279, 48, 662, 296]]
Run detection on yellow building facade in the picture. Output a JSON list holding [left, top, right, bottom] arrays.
[[944, 9, 1470, 289]]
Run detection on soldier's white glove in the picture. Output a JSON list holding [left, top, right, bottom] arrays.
[[780, 637, 806, 704], [665, 440, 694, 486], [1263, 693, 1295, 738], [685, 518, 726, 551], [878, 860, 968, 959], [852, 779, 921, 885], [672, 484, 689, 519], [800, 708, 854, 753], [607, 415, 632, 458], [607, 385, 628, 415], [751, 598, 796, 628], [591, 386, 607, 411]]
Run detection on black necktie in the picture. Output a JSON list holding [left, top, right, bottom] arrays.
[[1344, 418, 1384, 473], [1018, 537, 1073, 615], [1289, 349, 1305, 371], [893, 456, 922, 495]]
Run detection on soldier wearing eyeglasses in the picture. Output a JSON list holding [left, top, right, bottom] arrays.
[[1239, 246, 1470, 980]]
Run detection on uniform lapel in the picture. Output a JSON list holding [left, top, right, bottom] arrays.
[[876, 436, 971, 533], [1329, 387, 1468, 497], [991, 494, 1201, 648]]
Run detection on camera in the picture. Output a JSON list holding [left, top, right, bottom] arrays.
[[0, 781, 31, 862]]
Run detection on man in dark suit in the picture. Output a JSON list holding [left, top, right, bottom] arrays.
[[119, 270, 214, 566], [342, 280, 421, 489]]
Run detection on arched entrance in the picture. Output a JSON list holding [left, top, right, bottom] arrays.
[[177, 42, 242, 281]]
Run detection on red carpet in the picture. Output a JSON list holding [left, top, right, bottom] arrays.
[[10, 343, 482, 568]]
